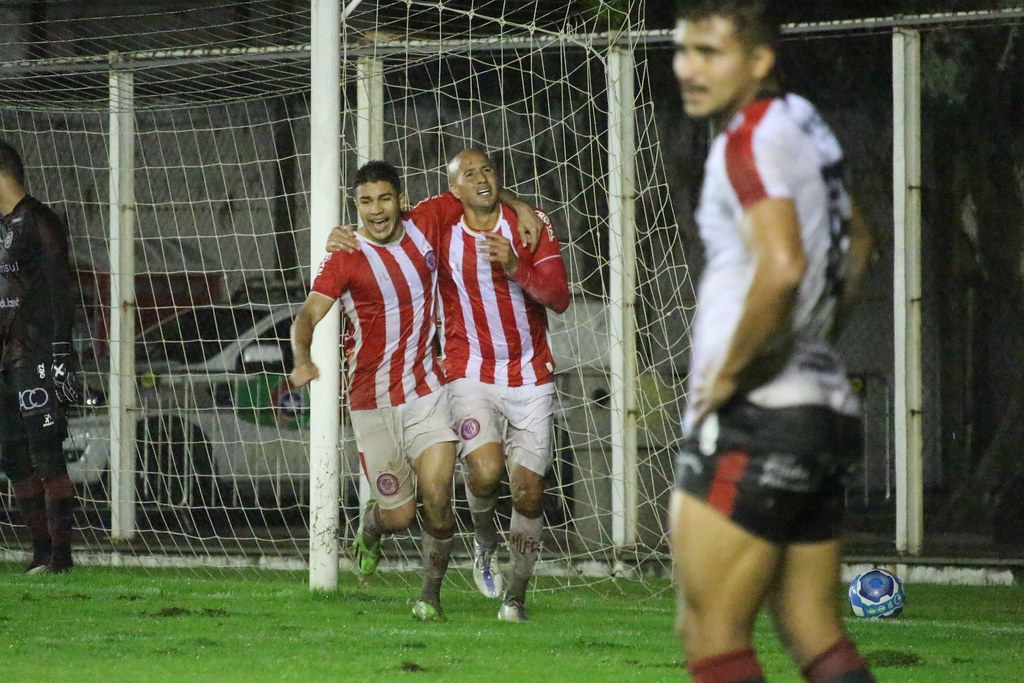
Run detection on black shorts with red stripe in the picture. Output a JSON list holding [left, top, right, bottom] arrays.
[[674, 399, 862, 544]]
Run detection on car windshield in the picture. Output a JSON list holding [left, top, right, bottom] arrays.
[[136, 307, 265, 366]]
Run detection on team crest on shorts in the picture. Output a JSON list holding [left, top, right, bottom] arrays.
[[424, 250, 437, 272], [376, 473, 400, 496], [460, 418, 480, 440]]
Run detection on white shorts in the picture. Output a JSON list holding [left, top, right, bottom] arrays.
[[350, 389, 457, 510], [446, 377, 555, 476]]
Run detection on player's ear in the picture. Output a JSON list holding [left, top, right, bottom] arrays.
[[750, 45, 775, 82]]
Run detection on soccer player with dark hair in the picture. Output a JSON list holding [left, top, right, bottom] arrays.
[[669, 2, 876, 682], [0, 140, 81, 574], [291, 160, 461, 621]]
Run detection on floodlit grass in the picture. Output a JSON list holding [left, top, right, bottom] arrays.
[[1, 564, 1022, 682]]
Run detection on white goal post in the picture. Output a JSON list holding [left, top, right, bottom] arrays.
[[3, 2, 1016, 582]]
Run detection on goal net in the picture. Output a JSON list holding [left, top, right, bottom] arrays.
[[0, 1, 692, 585]]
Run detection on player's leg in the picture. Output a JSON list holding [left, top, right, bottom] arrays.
[[17, 365, 76, 572], [1, 446, 51, 572], [349, 407, 417, 576], [411, 439, 457, 621], [670, 489, 779, 682], [0, 371, 53, 572], [498, 386, 555, 622], [768, 541, 874, 683], [449, 378, 507, 598], [500, 462, 544, 622]]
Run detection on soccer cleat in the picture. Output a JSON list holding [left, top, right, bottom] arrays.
[[497, 595, 529, 622], [24, 564, 51, 576], [472, 541, 503, 599], [411, 600, 447, 622], [351, 526, 381, 576]]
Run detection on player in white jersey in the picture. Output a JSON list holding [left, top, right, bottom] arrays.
[[290, 161, 458, 622], [669, 3, 876, 683]]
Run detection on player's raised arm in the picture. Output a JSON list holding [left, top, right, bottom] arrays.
[[289, 291, 336, 388]]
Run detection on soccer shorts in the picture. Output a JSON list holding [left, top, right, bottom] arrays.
[[349, 389, 457, 510], [674, 399, 862, 544], [0, 362, 68, 482], [446, 377, 554, 476]]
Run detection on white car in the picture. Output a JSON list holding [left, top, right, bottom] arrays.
[[63, 302, 357, 510]]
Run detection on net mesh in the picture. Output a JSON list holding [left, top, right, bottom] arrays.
[[0, 1, 690, 587]]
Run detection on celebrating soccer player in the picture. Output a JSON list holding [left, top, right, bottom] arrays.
[[668, 2, 876, 682], [291, 161, 462, 621], [0, 140, 81, 574], [327, 148, 570, 621]]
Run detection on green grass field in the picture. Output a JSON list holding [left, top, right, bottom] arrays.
[[2, 565, 1022, 682]]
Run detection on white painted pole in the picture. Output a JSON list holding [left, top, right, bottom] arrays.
[[606, 45, 638, 549], [893, 28, 924, 555], [308, 0, 342, 590], [355, 55, 384, 512], [108, 61, 137, 540]]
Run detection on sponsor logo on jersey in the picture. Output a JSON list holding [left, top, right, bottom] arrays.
[[37, 363, 46, 379], [460, 417, 480, 440], [0, 297, 20, 309], [42, 413, 55, 427], [18, 386, 51, 413], [0, 261, 20, 272], [376, 473, 400, 496]]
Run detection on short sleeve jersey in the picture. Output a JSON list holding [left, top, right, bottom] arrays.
[[311, 219, 441, 410], [683, 94, 858, 434], [0, 195, 75, 367], [408, 195, 562, 387]]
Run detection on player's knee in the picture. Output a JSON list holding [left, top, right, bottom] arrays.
[[510, 481, 543, 517], [420, 505, 455, 537], [418, 481, 452, 518], [467, 457, 503, 497], [379, 501, 416, 531], [29, 445, 67, 483]]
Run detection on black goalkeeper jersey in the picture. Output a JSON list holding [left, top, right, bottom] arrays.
[[0, 195, 75, 367]]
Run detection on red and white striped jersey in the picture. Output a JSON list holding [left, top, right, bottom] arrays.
[[683, 94, 858, 434], [408, 195, 568, 387], [311, 220, 441, 410]]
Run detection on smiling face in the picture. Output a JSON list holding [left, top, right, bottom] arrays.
[[354, 180, 404, 244], [672, 14, 774, 122], [447, 149, 500, 214]]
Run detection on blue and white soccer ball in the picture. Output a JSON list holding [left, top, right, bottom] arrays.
[[849, 568, 905, 618]]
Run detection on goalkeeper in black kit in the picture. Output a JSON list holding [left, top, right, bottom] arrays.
[[0, 141, 81, 573]]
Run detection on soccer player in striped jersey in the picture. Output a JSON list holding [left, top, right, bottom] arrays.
[[327, 149, 570, 622], [669, 3, 875, 682], [413, 149, 569, 622], [290, 161, 460, 622]]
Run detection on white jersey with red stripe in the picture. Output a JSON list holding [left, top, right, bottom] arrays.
[[311, 219, 442, 410], [439, 207, 561, 387], [683, 93, 859, 434]]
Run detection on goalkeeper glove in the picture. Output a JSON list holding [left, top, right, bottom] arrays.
[[51, 341, 82, 405]]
